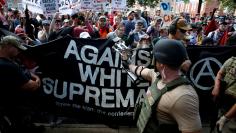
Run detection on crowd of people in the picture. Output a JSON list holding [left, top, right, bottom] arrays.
[[0, 5, 236, 133], [0, 7, 235, 47]]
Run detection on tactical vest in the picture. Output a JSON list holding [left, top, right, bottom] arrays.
[[223, 57, 236, 98], [136, 76, 190, 133]]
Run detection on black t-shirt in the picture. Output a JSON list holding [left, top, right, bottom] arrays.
[[0, 57, 30, 105]]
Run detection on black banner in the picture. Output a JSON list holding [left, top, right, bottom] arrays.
[[186, 45, 236, 122], [25, 36, 152, 124], [24, 36, 236, 124]]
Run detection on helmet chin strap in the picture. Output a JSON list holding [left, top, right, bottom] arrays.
[[160, 66, 166, 79]]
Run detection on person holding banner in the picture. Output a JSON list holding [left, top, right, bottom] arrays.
[[121, 39, 202, 133], [212, 57, 236, 133], [0, 35, 42, 132]]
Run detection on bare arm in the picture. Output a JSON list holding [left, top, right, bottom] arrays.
[[212, 69, 224, 98], [21, 72, 41, 91], [49, 12, 60, 34], [128, 64, 153, 82], [121, 51, 153, 82], [225, 103, 236, 119], [181, 59, 192, 73]]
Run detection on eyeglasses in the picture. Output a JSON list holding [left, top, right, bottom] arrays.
[[179, 29, 187, 34]]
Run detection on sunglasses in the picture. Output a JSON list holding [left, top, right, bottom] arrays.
[[179, 29, 187, 34], [55, 20, 61, 23], [43, 24, 50, 26]]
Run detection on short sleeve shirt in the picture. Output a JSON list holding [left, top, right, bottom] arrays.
[[144, 69, 202, 132]]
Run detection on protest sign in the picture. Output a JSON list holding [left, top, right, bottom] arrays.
[[111, 0, 126, 11], [22, 0, 43, 14], [20, 35, 236, 124], [80, 0, 93, 10], [41, 0, 59, 15]]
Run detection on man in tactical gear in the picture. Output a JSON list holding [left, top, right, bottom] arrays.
[[212, 57, 236, 133], [122, 39, 202, 133]]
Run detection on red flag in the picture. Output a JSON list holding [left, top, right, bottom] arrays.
[[204, 19, 218, 36], [219, 30, 228, 46]]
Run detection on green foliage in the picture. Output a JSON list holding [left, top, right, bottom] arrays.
[[220, 0, 236, 11], [141, 0, 159, 8], [183, 0, 189, 4], [126, 0, 159, 8], [127, 0, 135, 7]]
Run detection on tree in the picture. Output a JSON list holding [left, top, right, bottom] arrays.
[[219, 0, 236, 12], [197, 0, 202, 13], [126, 0, 160, 8], [127, 0, 135, 7]]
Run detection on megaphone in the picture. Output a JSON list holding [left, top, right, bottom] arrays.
[[112, 40, 141, 84]]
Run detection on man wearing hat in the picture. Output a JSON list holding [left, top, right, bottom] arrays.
[[146, 16, 163, 41], [128, 20, 148, 48], [154, 7, 161, 19], [168, 18, 192, 41], [0, 35, 42, 132], [94, 15, 113, 39], [207, 21, 228, 45], [121, 39, 202, 133], [121, 10, 135, 36], [168, 18, 192, 72], [132, 9, 148, 30], [62, 19, 70, 28], [38, 19, 50, 43]]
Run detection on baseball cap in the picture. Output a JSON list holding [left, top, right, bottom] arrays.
[[176, 19, 192, 31], [79, 32, 91, 39], [42, 20, 50, 25], [126, 10, 134, 16], [156, 7, 161, 11], [107, 32, 121, 42], [136, 20, 143, 25], [156, 16, 162, 21], [0, 35, 27, 51], [219, 21, 228, 25], [99, 15, 106, 20], [63, 19, 69, 23]]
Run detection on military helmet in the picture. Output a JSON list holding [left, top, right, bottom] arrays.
[[153, 39, 188, 67]]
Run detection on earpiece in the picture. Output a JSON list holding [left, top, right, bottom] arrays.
[[168, 17, 180, 35]]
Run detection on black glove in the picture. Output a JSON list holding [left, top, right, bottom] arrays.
[[122, 59, 131, 69]]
